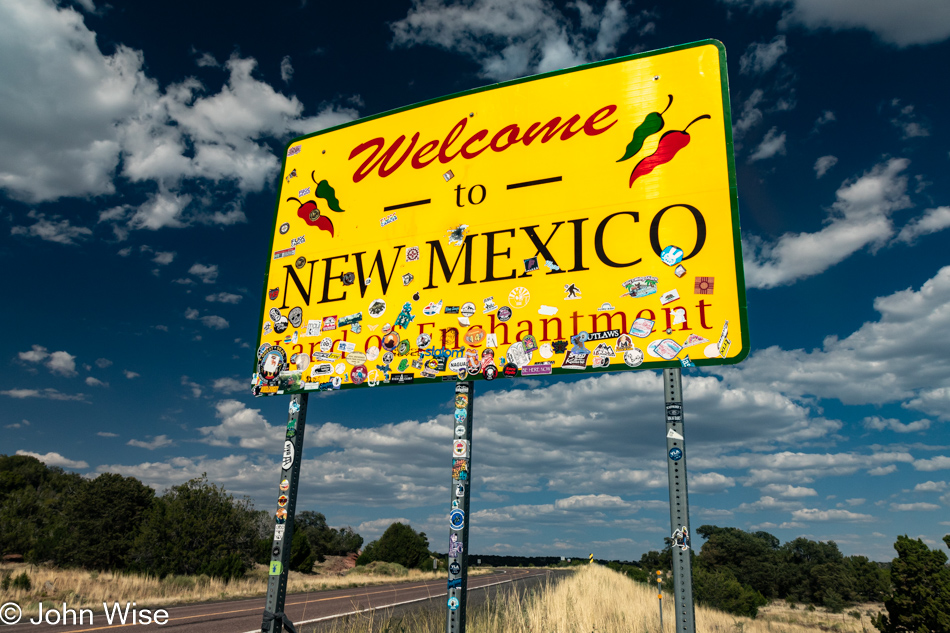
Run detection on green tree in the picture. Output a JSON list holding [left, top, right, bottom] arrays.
[[779, 537, 854, 606], [696, 525, 781, 598], [874, 535, 950, 633], [59, 473, 155, 569], [130, 475, 258, 580], [357, 522, 429, 569], [693, 566, 769, 618], [288, 528, 317, 572]]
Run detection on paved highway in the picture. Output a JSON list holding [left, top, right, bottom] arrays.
[[4, 568, 563, 633]]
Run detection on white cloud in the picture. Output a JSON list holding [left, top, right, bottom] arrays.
[[868, 465, 897, 476], [717, 265, 950, 408], [760, 484, 818, 498], [748, 127, 786, 162], [914, 481, 947, 492], [213, 377, 248, 393], [95, 358, 113, 369], [0, 0, 358, 229], [18, 344, 50, 363], [84, 376, 108, 387], [206, 292, 242, 304], [280, 55, 294, 83], [356, 518, 414, 540], [45, 351, 77, 376], [813, 110, 835, 130], [391, 0, 645, 81], [197, 400, 281, 449], [896, 207, 950, 244], [128, 187, 191, 230], [97, 431, 119, 438], [127, 435, 174, 450], [739, 36, 787, 74], [10, 211, 94, 244], [554, 494, 628, 510], [790, 508, 874, 522], [1, 388, 86, 401], [814, 155, 837, 178], [890, 502, 941, 511], [189, 263, 218, 284], [863, 416, 931, 433], [734, 89, 765, 139], [722, 0, 950, 47], [690, 472, 736, 493], [15, 450, 88, 469], [743, 158, 912, 288], [152, 251, 176, 265], [123, 369, 140, 379], [914, 456, 950, 471], [185, 308, 229, 329]]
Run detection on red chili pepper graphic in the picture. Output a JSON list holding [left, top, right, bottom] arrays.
[[287, 197, 335, 236], [628, 114, 710, 187]]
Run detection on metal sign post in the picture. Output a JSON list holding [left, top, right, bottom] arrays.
[[657, 570, 664, 629], [260, 392, 309, 633], [446, 381, 474, 633], [664, 367, 695, 633]]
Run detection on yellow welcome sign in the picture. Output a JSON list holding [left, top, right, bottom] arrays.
[[254, 39, 748, 394]]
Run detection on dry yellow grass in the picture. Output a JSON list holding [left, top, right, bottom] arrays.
[[323, 564, 884, 633], [0, 562, 488, 617]]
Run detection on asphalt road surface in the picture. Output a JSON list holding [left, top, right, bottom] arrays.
[[3, 568, 565, 633]]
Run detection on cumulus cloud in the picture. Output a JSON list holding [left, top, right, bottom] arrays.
[[280, 55, 294, 83], [1, 388, 87, 401], [152, 251, 176, 265], [0, 0, 358, 231], [10, 211, 94, 244], [715, 265, 950, 409], [913, 481, 947, 492], [914, 456, 950, 471], [213, 377, 248, 393], [16, 450, 88, 469], [127, 435, 174, 450], [391, 0, 649, 81], [84, 376, 108, 387], [739, 35, 787, 74], [890, 502, 941, 511], [206, 292, 242, 304], [189, 263, 219, 284], [743, 158, 913, 288], [790, 507, 874, 522], [863, 416, 931, 433], [748, 127, 786, 162], [896, 207, 950, 244], [760, 484, 818, 497], [721, 0, 950, 47], [814, 155, 837, 178], [197, 400, 281, 449], [123, 369, 140, 379], [17, 345, 78, 376]]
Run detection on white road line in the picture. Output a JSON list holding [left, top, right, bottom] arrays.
[[240, 573, 538, 633]]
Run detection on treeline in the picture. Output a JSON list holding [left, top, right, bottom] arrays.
[[633, 525, 889, 617], [0, 455, 361, 579]]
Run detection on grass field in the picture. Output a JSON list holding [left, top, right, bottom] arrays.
[[321, 564, 884, 633]]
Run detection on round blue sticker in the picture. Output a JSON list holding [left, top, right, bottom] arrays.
[[448, 596, 459, 611], [669, 447, 683, 461], [449, 509, 465, 529]]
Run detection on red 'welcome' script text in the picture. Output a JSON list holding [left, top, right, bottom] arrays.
[[348, 105, 618, 183]]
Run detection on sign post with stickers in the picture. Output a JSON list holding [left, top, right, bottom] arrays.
[[447, 382, 474, 633], [260, 393, 308, 633], [253, 38, 746, 633]]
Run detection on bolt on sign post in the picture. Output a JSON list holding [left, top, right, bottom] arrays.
[[253, 38, 746, 633], [447, 382, 474, 633], [260, 393, 308, 633]]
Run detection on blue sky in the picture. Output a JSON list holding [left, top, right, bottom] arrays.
[[2, 0, 950, 562]]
